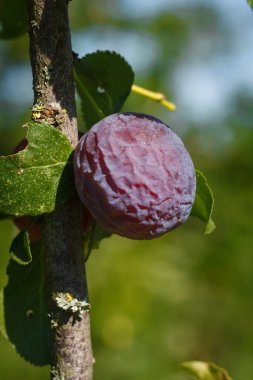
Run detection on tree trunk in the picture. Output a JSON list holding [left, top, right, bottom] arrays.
[[27, 1, 93, 379]]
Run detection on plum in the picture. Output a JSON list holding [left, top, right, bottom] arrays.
[[73, 112, 196, 240]]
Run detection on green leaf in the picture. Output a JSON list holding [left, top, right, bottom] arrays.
[[191, 169, 215, 234], [10, 230, 32, 265], [247, 0, 253, 10], [0, 242, 50, 365], [0, 290, 7, 339], [85, 223, 111, 261], [0, 122, 75, 217], [0, 0, 28, 39], [74, 50, 135, 129], [181, 361, 233, 380]]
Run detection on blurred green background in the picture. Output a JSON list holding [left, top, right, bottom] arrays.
[[1, 1, 253, 379]]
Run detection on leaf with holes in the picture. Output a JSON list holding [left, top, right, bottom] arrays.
[[0, 122, 75, 217]]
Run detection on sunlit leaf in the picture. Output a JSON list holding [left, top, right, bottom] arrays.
[[0, 242, 50, 365], [191, 169, 215, 234], [74, 50, 134, 129], [0, 122, 75, 217], [182, 361, 233, 380]]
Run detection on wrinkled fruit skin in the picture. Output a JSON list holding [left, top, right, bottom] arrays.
[[74, 112, 196, 240]]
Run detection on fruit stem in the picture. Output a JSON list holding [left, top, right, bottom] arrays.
[[131, 84, 176, 111]]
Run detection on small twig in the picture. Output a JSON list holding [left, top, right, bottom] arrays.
[[28, 0, 93, 379], [131, 84, 176, 111]]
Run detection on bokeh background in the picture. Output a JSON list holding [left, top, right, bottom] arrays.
[[1, 1, 253, 379]]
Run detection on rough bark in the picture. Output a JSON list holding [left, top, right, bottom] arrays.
[[27, 1, 93, 379]]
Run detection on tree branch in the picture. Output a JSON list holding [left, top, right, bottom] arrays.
[[28, 1, 93, 379]]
